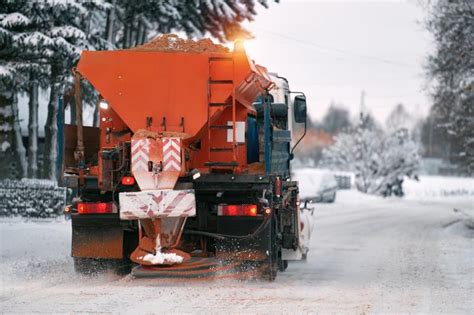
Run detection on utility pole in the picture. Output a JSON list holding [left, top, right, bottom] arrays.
[[359, 90, 366, 119]]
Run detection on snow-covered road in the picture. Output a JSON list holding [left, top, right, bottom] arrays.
[[0, 190, 472, 314]]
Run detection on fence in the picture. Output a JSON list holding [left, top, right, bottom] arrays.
[[0, 179, 67, 217]]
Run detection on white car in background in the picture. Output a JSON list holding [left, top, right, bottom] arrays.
[[293, 169, 338, 203]]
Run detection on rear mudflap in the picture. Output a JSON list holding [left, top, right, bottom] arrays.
[[71, 215, 124, 259]]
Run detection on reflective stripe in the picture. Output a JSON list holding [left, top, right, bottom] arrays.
[[162, 138, 181, 171], [119, 190, 196, 220]]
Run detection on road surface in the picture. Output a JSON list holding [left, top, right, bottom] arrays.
[[0, 190, 472, 314]]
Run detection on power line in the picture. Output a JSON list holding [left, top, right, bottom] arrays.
[[254, 27, 419, 68]]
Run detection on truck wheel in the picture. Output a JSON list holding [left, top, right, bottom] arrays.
[[74, 258, 101, 275]]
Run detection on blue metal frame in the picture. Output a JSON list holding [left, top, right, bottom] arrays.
[[264, 94, 271, 175]]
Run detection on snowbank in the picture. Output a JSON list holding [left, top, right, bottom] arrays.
[[295, 168, 473, 202], [404, 175, 474, 200], [0, 179, 67, 217]]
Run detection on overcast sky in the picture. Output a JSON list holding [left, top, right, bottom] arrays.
[[242, 0, 433, 124]]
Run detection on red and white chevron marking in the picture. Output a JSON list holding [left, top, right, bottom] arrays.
[[119, 189, 196, 220], [162, 138, 181, 172], [161, 190, 195, 215], [131, 138, 150, 173]]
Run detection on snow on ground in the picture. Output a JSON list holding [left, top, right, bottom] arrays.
[[0, 177, 473, 313]]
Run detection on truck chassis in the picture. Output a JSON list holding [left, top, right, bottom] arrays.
[[70, 174, 299, 280]]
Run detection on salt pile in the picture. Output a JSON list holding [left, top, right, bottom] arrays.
[[132, 34, 229, 53]]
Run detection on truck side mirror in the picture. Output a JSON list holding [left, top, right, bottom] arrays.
[[294, 95, 307, 123]]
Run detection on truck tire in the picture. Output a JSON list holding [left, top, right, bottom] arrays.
[[74, 257, 100, 275]]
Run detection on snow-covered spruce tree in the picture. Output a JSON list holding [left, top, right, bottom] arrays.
[[1, 1, 111, 180], [1, 2, 78, 179], [0, 2, 54, 179], [322, 113, 420, 196], [40, 1, 111, 180], [109, 0, 274, 48], [0, 4, 32, 179], [179, 0, 272, 42], [0, 65, 27, 179], [425, 0, 474, 175]]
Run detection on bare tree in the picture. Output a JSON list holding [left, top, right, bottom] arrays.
[[321, 103, 351, 134]]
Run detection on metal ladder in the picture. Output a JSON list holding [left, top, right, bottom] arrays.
[[205, 56, 238, 169]]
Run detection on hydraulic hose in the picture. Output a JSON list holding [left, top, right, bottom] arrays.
[[183, 213, 272, 241]]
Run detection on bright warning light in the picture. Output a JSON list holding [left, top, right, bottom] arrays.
[[99, 100, 109, 110], [190, 169, 201, 180]]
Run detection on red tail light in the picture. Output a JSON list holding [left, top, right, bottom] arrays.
[[77, 202, 114, 214], [218, 204, 258, 217], [121, 176, 135, 186]]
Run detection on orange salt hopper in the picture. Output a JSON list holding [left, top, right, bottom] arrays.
[[76, 37, 273, 178]]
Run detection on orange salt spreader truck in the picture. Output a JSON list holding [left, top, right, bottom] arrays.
[[63, 37, 310, 280]]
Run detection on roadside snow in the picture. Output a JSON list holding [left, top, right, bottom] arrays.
[[295, 168, 473, 201], [404, 175, 474, 199]]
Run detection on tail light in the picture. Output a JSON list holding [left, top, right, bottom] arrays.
[[121, 176, 135, 186], [218, 204, 258, 217], [77, 202, 114, 214]]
